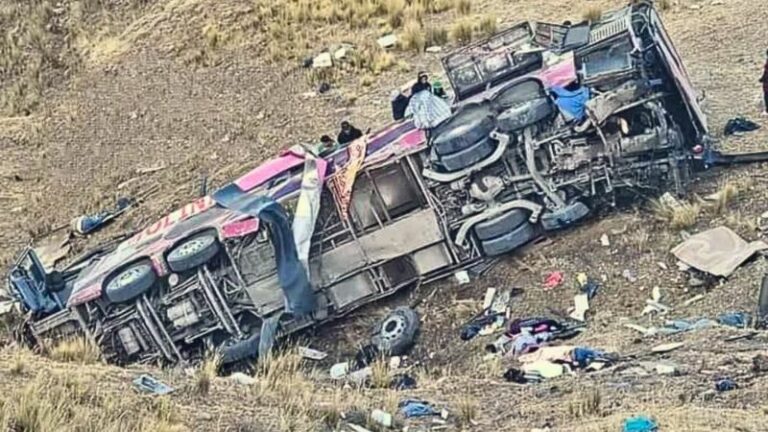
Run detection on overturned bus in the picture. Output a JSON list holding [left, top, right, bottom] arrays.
[[7, 1, 711, 366]]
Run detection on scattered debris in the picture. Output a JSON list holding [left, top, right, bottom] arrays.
[[347, 424, 374, 432], [389, 374, 417, 390], [723, 117, 760, 136], [33, 233, 71, 270], [503, 368, 543, 384], [132, 375, 173, 395], [544, 271, 564, 290], [377, 34, 398, 49], [71, 197, 135, 236], [425, 46, 443, 53], [715, 378, 737, 392], [522, 360, 564, 378], [622, 269, 638, 283], [569, 293, 590, 322], [717, 312, 751, 329], [388, 356, 401, 370], [655, 362, 678, 376], [659, 191, 682, 210], [683, 294, 705, 306], [752, 354, 768, 373], [651, 342, 684, 354], [622, 416, 658, 432], [399, 399, 439, 418], [136, 162, 167, 174], [333, 47, 349, 60], [671, 226, 768, 277], [229, 372, 256, 385], [312, 52, 333, 68], [454, 270, 470, 285], [330, 362, 350, 379], [370, 409, 393, 428], [600, 233, 610, 247], [298, 346, 328, 360]]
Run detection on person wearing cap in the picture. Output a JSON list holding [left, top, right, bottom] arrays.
[[411, 71, 432, 95], [337, 120, 363, 146]]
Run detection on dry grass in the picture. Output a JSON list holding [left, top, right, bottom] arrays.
[[625, 227, 651, 252], [455, 0, 472, 15], [567, 389, 602, 418], [0, 370, 186, 431], [476, 15, 497, 37], [425, 26, 449, 46], [583, 7, 603, 21], [709, 180, 739, 215], [49, 337, 101, 365], [400, 19, 426, 52], [651, 199, 701, 230], [370, 358, 391, 389], [450, 19, 474, 44], [455, 394, 478, 425], [194, 354, 220, 396]]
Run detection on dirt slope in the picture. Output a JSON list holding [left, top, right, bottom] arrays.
[[2, 0, 768, 431]]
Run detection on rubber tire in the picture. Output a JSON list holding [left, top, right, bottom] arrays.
[[480, 222, 538, 256], [167, 233, 220, 273], [474, 209, 530, 241], [104, 261, 156, 304], [431, 103, 496, 156], [436, 136, 497, 172], [492, 78, 546, 112], [758, 274, 768, 323], [371, 307, 420, 356], [497, 98, 553, 133]]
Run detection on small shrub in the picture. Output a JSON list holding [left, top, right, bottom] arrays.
[[49, 337, 101, 364], [400, 20, 426, 52], [583, 7, 602, 21], [476, 15, 497, 37], [651, 199, 700, 230], [711, 181, 738, 215], [425, 26, 448, 46], [568, 389, 602, 418], [456, 395, 478, 425], [450, 19, 473, 44], [369, 359, 390, 389], [194, 354, 220, 396], [455, 0, 472, 15]]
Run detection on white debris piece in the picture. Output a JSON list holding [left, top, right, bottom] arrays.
[[426, 46, 443, 53], [454, 271, 470, 285], [569, 293, 590, 322], [371, 409, 393, 428], [312, 52, 333, 68], [299, 347, 328, 361], [377, 34, 398, 49], [229, 372, 256, 385], [600, 233, 610, 247]]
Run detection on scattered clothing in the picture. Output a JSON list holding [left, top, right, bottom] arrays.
[[715, 378, 737, 392], [338, 122, 364, 145], [389, 374, 417, 390], [508, 331, 552, 357], [460, 311, 505, 341], [543, 271, 564, 290], [551, 85, 590, 121], [723, 117, 760, 136], [71, 197, 134, 235], [405, 90, 451, 130], [658, 318, 717, 335], [399, 399, 439, 418], [717, 312, 751, 329], [132, 375, 174, 395], [571, 347, 615, 369], [503, 368, 543, 384], [622, 416, 658, 432]]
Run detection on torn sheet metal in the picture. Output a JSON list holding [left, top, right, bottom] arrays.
[[328, 137, 368, 223], [671, 226, 768, 277], [291, 151, 326, 275]]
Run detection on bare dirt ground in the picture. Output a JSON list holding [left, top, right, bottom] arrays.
[[2, 0, 768, 431]]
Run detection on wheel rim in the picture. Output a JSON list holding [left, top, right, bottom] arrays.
[[112, 265, 145, 289], [174, 237, 209, 258], [380, 315, 406, 342]]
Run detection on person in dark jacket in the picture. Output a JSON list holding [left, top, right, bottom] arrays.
[[337, 121, 363, 145], [390, 89, 410, 121], [410, 71, 432, 95], [761, 50, 768, 115]]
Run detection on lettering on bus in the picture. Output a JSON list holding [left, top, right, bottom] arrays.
[[130, 196, 215, 244]]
